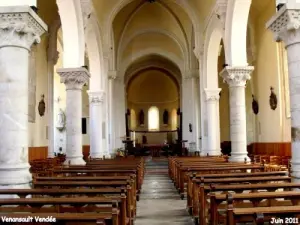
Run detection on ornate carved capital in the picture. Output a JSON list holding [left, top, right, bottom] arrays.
[[0, 6, 47, 50], [87, 90, 105, 104], [266, 4, 300, 46], [57, 67, 90, 90], [204, 88, 221, 102], [220, 66, 254, 87]]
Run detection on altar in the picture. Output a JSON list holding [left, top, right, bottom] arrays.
[[142, 144, 168, 157]]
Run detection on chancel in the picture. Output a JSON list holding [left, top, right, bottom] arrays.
[[0, 0, 300, 224]]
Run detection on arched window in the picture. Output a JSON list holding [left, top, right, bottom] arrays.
[[171, 109, 177, 130], [130, 109, 137, 130], [148, 106, 159, 131]]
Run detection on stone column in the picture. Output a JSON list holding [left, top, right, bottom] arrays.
[[88, 91, 104, 158], [267, 3, 300, 179], [182, 71, 199, 147], [220, 66, 253, 162], [204, 89, 222, 156], [57, 68, 90, 165], [108, 71, 117, 155], [0, 6, 47, 188]]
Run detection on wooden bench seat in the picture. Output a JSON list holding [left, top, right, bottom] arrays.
[[191, 176, 291, 223], [177, 165, 265, 199], [0, 187, 133, 225], [227, 205, 300, 225], [0, 197, 121, 225], [211, 191, 300, 225], [186, 171, 289, 214], [0, 213, 111, 225]]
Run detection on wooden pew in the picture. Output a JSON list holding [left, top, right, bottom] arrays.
[[196, 182, 300, 225], [192, 176, 291, 224], [177, 164, 265, 199], [186, 171, 288, 214], [0, 197, 121, 225], [0, 187, 132, 225], [211, 191, 300, 225], [226, 193, 300, 225], [0, 213, 109, 225], [51, 168, 141, 199]]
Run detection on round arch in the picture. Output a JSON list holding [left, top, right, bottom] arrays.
[[224, 0, 252, 66], [126, 67, 181, 95], [204, 14, 223, 89], [56, 0, 85, 67], [85, 13, 104, 90], [118, 28, 187, 67], [106, 0, 202, 69], [120, 48, 184, 76]]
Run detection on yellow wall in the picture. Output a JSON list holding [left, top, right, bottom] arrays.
[[251, 1, 291, 142], [127, 69, 179, 144]]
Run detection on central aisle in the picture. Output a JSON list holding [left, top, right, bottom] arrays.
[[135, 158, 194, 225]]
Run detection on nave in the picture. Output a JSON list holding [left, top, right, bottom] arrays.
[[135, 158, 193, 225], [1, 154, 299, 225]]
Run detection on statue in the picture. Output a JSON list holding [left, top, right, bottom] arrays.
[[163, 109, 169, 125], [56, 108, 66, 131]]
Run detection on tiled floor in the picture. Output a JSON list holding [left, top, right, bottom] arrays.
[[135, 158, 194, 225]]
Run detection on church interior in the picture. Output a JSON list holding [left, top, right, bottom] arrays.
[[0, 0, 300, 224]]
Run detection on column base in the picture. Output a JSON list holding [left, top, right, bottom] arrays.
[[64, 156, 86, 165], [229, 153, 250, 163], [0, 163, 32, 187]]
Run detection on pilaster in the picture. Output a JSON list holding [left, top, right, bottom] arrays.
[[88, 90, 106, 158], [204, 88, 222, 156]]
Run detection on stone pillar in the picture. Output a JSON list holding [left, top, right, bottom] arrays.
[[88, 91, 104, 158], [108, 71, 117, 155], [220, 66, 253, 162], [204, 89, 222, 156], [57, 68, 90, 165], [0, 6, 47, 188], [47, 18, 60, 158], [267, 3, 300, 179], [182, 71, 199, 146]]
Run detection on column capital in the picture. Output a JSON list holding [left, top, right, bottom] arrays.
[[266, 3, 300, 46], [220, 66, 254, 87], [57, 67, 90, 90], [204, 88, 221, 101], [87, 90, 105, 104], [0, 6, 47, 50]]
